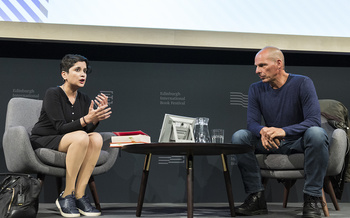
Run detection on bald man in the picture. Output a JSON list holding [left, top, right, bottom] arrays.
[[232, 47, 329, 218]]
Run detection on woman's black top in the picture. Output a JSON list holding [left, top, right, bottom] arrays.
[[30, 87, 98, 150]]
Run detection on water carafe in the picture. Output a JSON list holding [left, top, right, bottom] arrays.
[[194, 117, 211, 143]]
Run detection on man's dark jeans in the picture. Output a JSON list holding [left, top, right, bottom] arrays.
[[231, 127, 329, 197]]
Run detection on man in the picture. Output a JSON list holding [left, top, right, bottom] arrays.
[[232, 46, 329, 218]]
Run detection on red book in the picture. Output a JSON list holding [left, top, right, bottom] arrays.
[[113, 130, 149, 136], [110, 130, 151, 147]]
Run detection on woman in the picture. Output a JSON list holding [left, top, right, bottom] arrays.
[[30, 54, 112, 217]]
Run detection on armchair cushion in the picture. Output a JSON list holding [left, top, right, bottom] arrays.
[[256, 153, 304, 170], [34, 132, 115, 168], [34, 149, 109, 168]]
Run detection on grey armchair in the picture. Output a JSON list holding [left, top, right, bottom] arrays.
[[256, 99, 349, 217], [2, 97, 119, 210]]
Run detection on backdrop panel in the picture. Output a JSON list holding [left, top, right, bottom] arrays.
[[1, 57, 349, 203]]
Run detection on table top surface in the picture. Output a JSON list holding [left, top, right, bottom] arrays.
[[121, 142, 252, 155]]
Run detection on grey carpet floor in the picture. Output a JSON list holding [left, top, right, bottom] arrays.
[[37, 202, 350, 217]]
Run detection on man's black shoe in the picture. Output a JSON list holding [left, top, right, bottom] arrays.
[[302, 193, 322, 218], [235, 191, 268, 216]]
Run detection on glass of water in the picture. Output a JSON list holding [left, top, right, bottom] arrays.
[[211, 129, 224, 143]]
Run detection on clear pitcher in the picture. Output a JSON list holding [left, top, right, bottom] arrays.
[[194, 117, 211, 143]]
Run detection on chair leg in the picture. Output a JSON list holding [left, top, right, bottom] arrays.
[[283, 185, 290, 208], [88, 176, 101, 211], [262, 177, 268, 189], [38, 174, 64, 196], [282, 179, 296, 208], [324, 176, 340, 210], [37, 174, 46, 186], [321, 188, 330, 217], [36, 174, 46, 213], [56, 177, 64, 195]]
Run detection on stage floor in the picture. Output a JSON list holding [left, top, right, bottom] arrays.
[[37, 202, 350, 217]]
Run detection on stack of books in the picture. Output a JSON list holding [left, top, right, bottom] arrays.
[[110, 130, 151, 147]]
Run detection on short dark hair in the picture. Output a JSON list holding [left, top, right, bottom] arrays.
[[60, 54, 92, 74]]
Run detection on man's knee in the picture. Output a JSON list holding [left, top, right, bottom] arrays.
[[232, 129, 252, 144], [304, 126, 329, 149]]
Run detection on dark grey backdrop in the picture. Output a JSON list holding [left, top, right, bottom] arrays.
[[1, 57, 350, 204]]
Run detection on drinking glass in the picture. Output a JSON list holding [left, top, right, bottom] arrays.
[[211, 129, 224, 143]]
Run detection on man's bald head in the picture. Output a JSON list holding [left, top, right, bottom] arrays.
[[256, 46, 285, 69]]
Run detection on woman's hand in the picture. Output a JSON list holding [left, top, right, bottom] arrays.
[[95, 93, 109, 108], [85, 93, 112, 125]]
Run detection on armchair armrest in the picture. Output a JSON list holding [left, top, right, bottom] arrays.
[[92, 132, 119, 175], [100, 132, 116, 151], [327, 128, 349, 176], [2, 126, 42, 173]]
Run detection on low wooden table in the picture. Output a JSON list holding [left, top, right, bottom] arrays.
[[122, 143, 252, 218]]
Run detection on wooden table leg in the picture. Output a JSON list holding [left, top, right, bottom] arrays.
[[221, 154, 236, 217], [321, 188, 330, 217], [187, 154, 194, 218], [136, 153, 152, 217]]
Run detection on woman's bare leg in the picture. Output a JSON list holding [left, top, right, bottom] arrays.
[[75, 132, 103, 199], [58, 130, 90, 197]]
